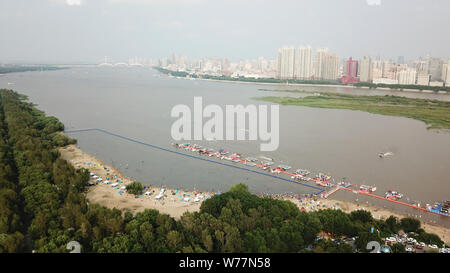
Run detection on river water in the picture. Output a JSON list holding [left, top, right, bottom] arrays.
[[1, 67, 449, 226]]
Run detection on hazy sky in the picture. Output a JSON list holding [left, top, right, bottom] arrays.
[[0, 0, 449, 63]]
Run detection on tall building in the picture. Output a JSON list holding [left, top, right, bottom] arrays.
[[313, 48, 329, 79], [382, 60, 394, 79], [277, 46, 296, 79], [428, 58, 443, 81], [359, 55, 372, 82], [371, 60, 383, 80], [341, 57, 359, 84], [417, 74, 431, 86], [446, 60, 450, 85], [294, 45, 313, 80], [313, 48, 339, 81], [397, 68, 417, 85], [323, 53, 340, 81], [414, 60, 429, 76], [442, 62, 448, 83]]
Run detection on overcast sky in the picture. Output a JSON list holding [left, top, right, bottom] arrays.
[[0, 0, 449, 63]]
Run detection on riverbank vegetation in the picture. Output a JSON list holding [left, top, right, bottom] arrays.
[[255, 90, 450, 130], [154, 66, 450, 92], [0, 89, 445, 253], [0, 65, 64, 74], [154, 67, 340, 85], [354, 82, 450, 93]]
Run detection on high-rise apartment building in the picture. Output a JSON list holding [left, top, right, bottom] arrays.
[[446, 60, 450, 85], [397, 68, 417, 85], [277, 46, 338, 81], [294, 45, 313, 80], [428, 58, 443, 81], [313, 48, 339, 81], [313, 48, 328, 79], [417, 74, 431, 86], [442, 63, 448, 82], [277, 46, 296, 79], [341, 57, 359, 84], [414, 60, 429, 76], [359, 55, 372, 82]]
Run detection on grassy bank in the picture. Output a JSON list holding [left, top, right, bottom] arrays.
[[254, 90, 450, 130], [154, 66, 450, 92]]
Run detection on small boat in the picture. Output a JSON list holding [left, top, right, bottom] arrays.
[[261, 161, 274, 166], [378, 152, 393, 158], [360, 185, 377, 193], [338, 181, 351, 188], [385, 190, 403, 199], [441, 200, 450, 214], [246, 157, 258, 162], [294, 169, 310, 176], [270, 168, 281, 174], [291, 174, 306, 180], [316, 173, 331, 181]]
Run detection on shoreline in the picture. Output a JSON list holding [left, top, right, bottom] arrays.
[[58, 144, 450, 245], [162, 73, 450, 96]]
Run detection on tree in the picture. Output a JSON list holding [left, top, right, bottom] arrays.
[[400, 218, 421, 233], [390, 243, 406, 253], [126, 181, 144, 196], [385, 215, 399, 233], [350, 210, 373, 223]]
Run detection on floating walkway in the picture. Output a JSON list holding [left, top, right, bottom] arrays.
[[336, 187, 449, 218], [64, 128, 325, 196]]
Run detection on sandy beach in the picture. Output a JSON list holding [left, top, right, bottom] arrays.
[[59, 145, 206, 219], [59, 144, 450, 245]]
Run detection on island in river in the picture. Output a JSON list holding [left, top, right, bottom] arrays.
[[255, 89, 450, 130]]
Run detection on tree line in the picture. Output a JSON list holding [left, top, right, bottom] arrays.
[[154, 67, 450, 92], [0, 89, 445, 253]]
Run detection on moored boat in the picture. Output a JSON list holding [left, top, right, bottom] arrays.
[[360, 185, 377, 193], [385, 190, 403, 199], [278, 165, 291, 170]]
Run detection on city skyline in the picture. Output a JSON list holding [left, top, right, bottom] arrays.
[[158, 46, 450, 85]]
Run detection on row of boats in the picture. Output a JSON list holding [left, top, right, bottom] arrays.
[[172, 142, 333, 185], [173, 143, 384, 191], [171, 143, 450, 217], [172, 143, 406, 193]]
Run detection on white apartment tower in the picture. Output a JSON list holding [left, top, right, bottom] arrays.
[[441, 63, 448, 82], [314, 48, 329, 80], [359, 55, 372, 82], [397, 68, 417, 85], [323, 53, 340, 80], [446, 60, 450, 85], [277, 46, 296, 79], [294, 45, 313, 80]]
